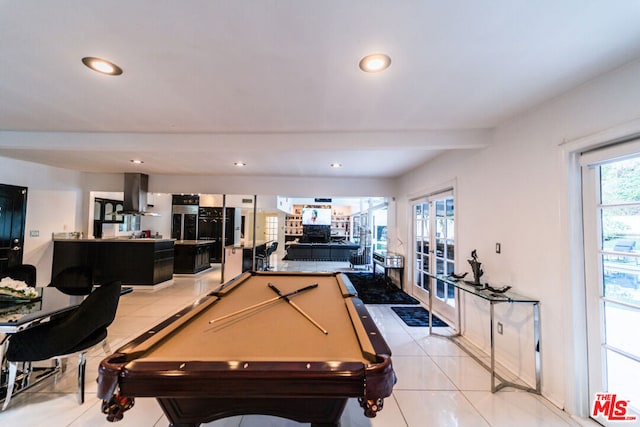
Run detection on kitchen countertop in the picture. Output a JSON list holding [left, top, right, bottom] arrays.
[[174, 240, 217, 245], [225, 240, 273, 249], [53, 237, 175, 243]]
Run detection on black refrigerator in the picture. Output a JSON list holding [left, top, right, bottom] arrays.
[[171, 205, 198, 240]]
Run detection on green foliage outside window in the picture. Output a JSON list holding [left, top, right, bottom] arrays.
[[600, 157, 640, 244]]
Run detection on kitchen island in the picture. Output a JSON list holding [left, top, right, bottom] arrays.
[[52, 238, 175, 286], [173, 240, 214, 274]]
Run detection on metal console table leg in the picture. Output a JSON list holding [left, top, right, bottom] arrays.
[[427, 273, 541, 394]]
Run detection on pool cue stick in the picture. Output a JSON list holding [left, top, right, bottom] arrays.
[[208, 283, 318, 324], [268, 283, 328, 335]]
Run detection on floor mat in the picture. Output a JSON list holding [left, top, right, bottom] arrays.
[[391, 306, 448, 327], [346, 273, 419, 304]]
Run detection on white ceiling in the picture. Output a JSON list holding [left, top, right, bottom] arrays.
[[1, 1, 640, 178]]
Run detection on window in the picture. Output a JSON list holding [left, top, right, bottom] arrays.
[[265, 215, 278, 242], [582, 144, 640, 425]]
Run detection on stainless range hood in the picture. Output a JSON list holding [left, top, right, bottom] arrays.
[[118, 173, 159, 216]]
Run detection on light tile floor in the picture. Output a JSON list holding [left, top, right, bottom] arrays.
[[1, 258, 592, 427]]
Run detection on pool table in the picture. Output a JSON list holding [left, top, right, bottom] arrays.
[[98, 271, 395, 427]]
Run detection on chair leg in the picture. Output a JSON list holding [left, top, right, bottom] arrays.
[[58, 356, 68, 374], [77, 352, 87, 404], [2, 362, 18, 411], [19, 361, 32, 388], [102, 340, 112, 356]]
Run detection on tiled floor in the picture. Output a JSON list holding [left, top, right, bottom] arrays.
[[2, 258, 588, 427]]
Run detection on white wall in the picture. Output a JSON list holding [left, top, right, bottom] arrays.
[[397, 58, 640, 415], [0, 157, 85, 285]]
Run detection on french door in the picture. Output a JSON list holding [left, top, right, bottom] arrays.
[[413, 191, 456, 321], [582, 141, 640, 425]]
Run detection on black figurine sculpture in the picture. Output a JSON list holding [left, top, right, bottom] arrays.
[[468, 249, 484, 287]]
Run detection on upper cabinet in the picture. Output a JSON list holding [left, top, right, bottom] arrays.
[[95, 198, 124, 223]]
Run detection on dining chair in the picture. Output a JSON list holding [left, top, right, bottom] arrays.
[[0, 264, 37, 286], [3, 280, 122, 410], [48, 265, 94, 295]]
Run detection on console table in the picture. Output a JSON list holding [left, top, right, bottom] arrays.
[[373, 251, 404, 289], [426, 273, 540, 394]]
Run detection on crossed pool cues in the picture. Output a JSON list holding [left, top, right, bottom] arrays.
[[208, 282, 328, 334]]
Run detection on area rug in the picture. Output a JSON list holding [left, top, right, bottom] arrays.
[[346, 273, 419, 305], [391, 306, 448, 327]]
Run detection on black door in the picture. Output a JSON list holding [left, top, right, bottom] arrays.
[[0, 184, 28, 274]]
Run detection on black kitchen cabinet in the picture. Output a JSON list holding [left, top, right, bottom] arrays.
[[94, 198, 124, 223], [52, 239, 175, 286], [93, 197, 125, 238], [173, 241, 214, 274], [198, 207, 235, 263]]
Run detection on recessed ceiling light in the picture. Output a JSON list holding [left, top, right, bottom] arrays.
[[82, 57, 123, 76], [359, 53, 391, 73], [130, 159, 144, 164], [234, 162, 247, 167], [330, 163, 343, 168]]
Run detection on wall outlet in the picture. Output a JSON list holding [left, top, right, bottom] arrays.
[[497, 322, 503, 335], [495, 242, 501, 253], [29, 230, 39, 237]]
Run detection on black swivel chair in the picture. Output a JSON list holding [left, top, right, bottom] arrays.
[[48, 265, 94, 295], [268, 242, 279, 269], [258, 241, 278, 271], [3, 280, 122, 410], [1, 264, 37, 286]]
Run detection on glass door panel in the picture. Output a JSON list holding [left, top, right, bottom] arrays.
[[412, 192, 456, 318], [583, 151, 640, 425], [414, 202, 429, 292], [433, 195, 456, 309]]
